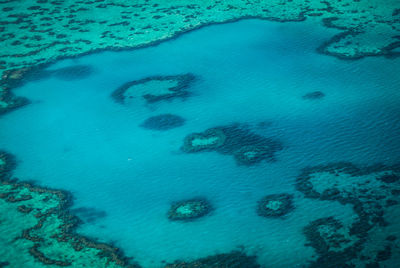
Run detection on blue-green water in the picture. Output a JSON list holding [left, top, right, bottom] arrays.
[[1, 19, 400, 267]]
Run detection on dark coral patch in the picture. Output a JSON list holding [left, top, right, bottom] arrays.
[[257, 193, 294, 217], [167, 198, 212, 221], [140, 114, 185, 131], [302, 91, 325, 100], [165, 250, 260, 268]]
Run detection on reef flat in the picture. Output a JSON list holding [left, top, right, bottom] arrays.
[[0, 151, 139, 268], [296, 163, 400, 267], [1, 0, 400, 115]]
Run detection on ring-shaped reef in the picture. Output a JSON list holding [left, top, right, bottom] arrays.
[[165, 250, 260, 268], [140, 114, 185, 131], [111, 73, 195, 105], [167, 198, 212, 221], [182, 124, 283, 166], [257, 193, 294, 218], [296, 162, 400, 267]]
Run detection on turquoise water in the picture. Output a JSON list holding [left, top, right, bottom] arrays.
[[1, 19, 400, 267]]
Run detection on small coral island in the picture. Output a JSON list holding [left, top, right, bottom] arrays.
[[257, 193, 294, 218], [296, 163, 400, 267], [182, 124, 282, 165], [167, 198, 212, 221], [111, 74, 195, 105]]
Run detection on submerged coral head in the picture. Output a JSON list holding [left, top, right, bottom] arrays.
[[168, 198, 212, 221]]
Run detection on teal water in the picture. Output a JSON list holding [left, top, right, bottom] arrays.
[[1, 19, 400, 267]]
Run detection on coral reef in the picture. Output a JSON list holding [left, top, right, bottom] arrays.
[[165, 250, 260, 268], [296, 162, 400, 267], [0, 151, 140, 268], [257, 193, 294, 217], [140, 114, 185, 131], [302, 91, 325, 100], [1, 0, 399, 115], [182, 128, 227, 153], [182, 124, 282, 165], [111, 74, 195, 105], [167, 198, 212, 221]]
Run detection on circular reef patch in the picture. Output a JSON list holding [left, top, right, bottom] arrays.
[[167, 198, 212, 221], [140, 114, 185, 131], [257, 193, 294, 217]]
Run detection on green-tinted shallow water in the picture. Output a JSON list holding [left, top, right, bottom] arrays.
[[1, 18, 400, 267]]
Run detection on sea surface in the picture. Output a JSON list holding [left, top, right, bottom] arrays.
[[1, 19, 400, 267]]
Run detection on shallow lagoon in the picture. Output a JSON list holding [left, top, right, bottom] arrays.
[[1, 19, 400, 267]]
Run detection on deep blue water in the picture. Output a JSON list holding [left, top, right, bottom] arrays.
[[1, 19, 400, 267]]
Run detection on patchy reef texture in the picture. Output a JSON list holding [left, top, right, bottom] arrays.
[[182, 124, 282, 165], [111, 74, 195, 105], [0, 151, 140, 268], [1, 0, 400, 115], [257, 193, 294, 218], [165, 250, 260, 268], [296, 163, 400, 267], [167, 198, 212, 221], [140, 114, 185, 131]]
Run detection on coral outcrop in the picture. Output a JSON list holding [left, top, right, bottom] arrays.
[[167, 198, 212, 221], [257, 193, 294, 217]]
